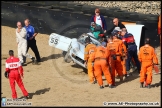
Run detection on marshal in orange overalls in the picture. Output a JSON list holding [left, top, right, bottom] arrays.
[[107, 38, 123, 86], [138, 44, 158, 86], [113, 38, 127, 76], [84, 43, 97, 83], [91, 45, 113, 87]]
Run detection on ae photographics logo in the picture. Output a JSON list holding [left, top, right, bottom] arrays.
[[1, 98, 32, 107]]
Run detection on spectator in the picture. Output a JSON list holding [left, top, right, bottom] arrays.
[[107, 18, 126, 35], [90, 22, 103, 40], [90, 8, 107, 34], [24, 19, 41, 64], [16, 21, 35, 66]]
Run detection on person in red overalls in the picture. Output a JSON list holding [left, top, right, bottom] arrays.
[[5, 50, 29, 99]]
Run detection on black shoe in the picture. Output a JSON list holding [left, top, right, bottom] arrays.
[[21, 63, 27, 66], [140, 83, 144, 88], [100, 86, 104, 89], [109, 85, 115, 88], [36, 59, 41, 62], [105, 84, 109, 87], [93, 80, 97, 84], [124, 74, 128, 78], [146, 84, 151, 89], [31, 57, 35, 63], [34, 60, 41, 65]]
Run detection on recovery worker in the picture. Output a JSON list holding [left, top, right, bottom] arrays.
[[107, 36, 123, 86], [91, 41, 114, 89], [138, 38, 158, 88], [121, 29, 141, 75], [112, 32, 127, 78], [84, 37, 97, 84], [5, 50, 29, 99]]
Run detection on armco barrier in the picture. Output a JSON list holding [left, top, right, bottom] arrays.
[[1, 1, 160, 47]]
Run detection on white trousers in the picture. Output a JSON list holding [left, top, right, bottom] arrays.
[[18, 42, 32, 63]]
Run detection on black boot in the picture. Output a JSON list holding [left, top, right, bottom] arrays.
[[31, 57, 35, 64], [140, 82, 144, 88], [147, 84, 151, 89], [93, 80, 97, 84], [109, 84, 115, 88], [100, 86, 104, 89]]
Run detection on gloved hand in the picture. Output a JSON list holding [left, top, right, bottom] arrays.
[[99, 34, 104, 37], [4, 71, 9, 78]]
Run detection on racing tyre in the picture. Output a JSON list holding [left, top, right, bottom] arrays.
[[62, 51, 67, 57]]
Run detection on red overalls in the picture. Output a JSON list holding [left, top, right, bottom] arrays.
[[6, 56, 28, 99]]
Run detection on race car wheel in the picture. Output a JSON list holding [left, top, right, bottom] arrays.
[[62, 51, 67, 57]]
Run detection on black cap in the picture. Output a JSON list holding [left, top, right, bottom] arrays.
[[9, 50, 14, 56], [145, 38, 150, 44]]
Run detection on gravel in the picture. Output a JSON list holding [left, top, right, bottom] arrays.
[[73, 1, 161, 15]]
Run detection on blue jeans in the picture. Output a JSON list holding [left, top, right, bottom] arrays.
[[126, 44, 141, 72]]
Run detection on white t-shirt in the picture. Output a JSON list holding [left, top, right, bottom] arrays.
[[95, 16, 102, 28]]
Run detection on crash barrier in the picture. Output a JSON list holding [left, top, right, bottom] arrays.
[[1, 1, 160, 48]]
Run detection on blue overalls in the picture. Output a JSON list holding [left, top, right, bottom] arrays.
[[122, 33, 141, 73]]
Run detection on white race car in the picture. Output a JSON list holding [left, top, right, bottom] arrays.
[[48, 24, 144, 69]]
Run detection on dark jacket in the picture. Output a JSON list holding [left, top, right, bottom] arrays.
[[90, 15, 107, 31], [90, 24, 103, 39], [107, 22, 126, 35]]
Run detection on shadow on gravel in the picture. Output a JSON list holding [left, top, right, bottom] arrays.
[[19, 88, 51, 99], [41, 54, 63, 62], [151, 81, 161, 88], [71, 64, 88, 74]]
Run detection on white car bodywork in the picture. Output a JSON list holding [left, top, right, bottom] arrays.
[[49, 24, 144, 68]]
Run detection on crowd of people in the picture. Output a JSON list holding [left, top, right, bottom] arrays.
[[3, 8, 161, 99], [84, 8, 160, 89]]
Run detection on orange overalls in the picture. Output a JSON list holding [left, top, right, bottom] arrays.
[[113, 38, 127, 76], [158, 14, 161, 47], [84, 43, 96, 83], [107, 41, 123, 86], [91, 46, 112, 86], [138, 45, 158, 85]]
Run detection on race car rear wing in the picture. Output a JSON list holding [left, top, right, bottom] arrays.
[[49, 33, 72, 51]]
